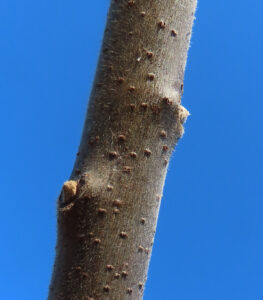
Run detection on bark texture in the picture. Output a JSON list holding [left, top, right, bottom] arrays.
[[48, 0, 197, 299]]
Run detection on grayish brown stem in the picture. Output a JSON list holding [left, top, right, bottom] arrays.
[[48, 0, 197, 299]]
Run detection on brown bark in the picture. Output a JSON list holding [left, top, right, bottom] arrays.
[[48, 0, 197, 299]]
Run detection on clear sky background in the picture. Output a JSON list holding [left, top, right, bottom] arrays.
[[1, 1, 263, 299]]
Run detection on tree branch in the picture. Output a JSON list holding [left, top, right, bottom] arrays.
[[48, 0, 197, 299]]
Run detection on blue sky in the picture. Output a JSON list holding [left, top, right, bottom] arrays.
[[1, 1, 263, 299]]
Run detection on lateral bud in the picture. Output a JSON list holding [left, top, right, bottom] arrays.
[[61, 180, 77, 203]]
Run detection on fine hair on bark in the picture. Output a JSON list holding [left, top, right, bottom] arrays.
[[48, 0, 197, 299]]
